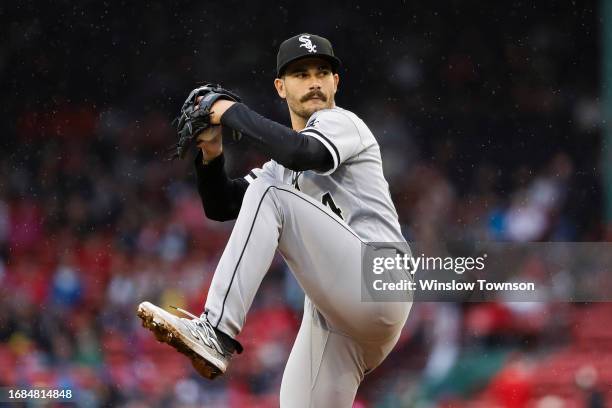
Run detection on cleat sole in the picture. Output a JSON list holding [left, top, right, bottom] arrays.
[[137, 302, 224, 379]]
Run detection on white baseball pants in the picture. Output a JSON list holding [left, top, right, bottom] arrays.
[[205, 177, 411, 407]]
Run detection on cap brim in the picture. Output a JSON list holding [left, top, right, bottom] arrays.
[[277, 54, 341, 77]]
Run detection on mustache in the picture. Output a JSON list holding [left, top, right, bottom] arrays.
[[300, 90, 327, 102]]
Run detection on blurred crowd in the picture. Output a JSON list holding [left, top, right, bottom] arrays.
[[1, 0, 608, 407]]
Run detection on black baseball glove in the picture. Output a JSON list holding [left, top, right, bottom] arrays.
[[170, 84, 242, 159]]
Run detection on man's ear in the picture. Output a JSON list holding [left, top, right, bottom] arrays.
[[333, 73, 339, 93], [274, 78, 286, 99]]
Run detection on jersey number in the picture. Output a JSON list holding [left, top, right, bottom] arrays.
[[322, 192, 343, 220]]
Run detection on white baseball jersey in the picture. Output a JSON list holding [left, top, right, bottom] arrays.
[[243, 106, 405, 244]]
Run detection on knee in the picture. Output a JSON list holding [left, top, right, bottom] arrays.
[[243, 177, 285, 217], [244, 176, 276, 199]]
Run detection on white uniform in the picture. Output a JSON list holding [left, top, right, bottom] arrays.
[[204, 106, 411, 407]]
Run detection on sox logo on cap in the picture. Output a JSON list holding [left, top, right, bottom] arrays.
[[298, 35, 317, 53]]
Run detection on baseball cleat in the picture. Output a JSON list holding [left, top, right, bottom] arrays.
[[137, 301, 242, 379]]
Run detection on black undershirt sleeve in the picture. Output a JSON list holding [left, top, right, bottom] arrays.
[[220, 102, 333, 172], [195, 102, 334, 222], [194, 151, 248, 221]]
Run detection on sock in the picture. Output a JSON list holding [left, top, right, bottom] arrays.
[[215, 328, 244, 354]]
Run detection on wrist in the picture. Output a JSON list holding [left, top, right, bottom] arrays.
[[210, 100, 236, 125], [202, 149, 222, 164]]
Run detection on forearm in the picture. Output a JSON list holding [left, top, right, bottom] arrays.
[[195, 152, 248, 221], [218, 102, 333, 172]]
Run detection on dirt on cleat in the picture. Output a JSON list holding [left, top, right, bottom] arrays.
[[137, 304, 223, 380]]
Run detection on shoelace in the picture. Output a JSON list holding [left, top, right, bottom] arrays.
[[170, 306, 225, 355]]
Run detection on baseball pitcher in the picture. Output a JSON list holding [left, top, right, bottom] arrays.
[[138, 33, 412, 407]]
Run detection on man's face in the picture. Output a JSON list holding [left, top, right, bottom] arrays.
[[274, 57, 339, 121]]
